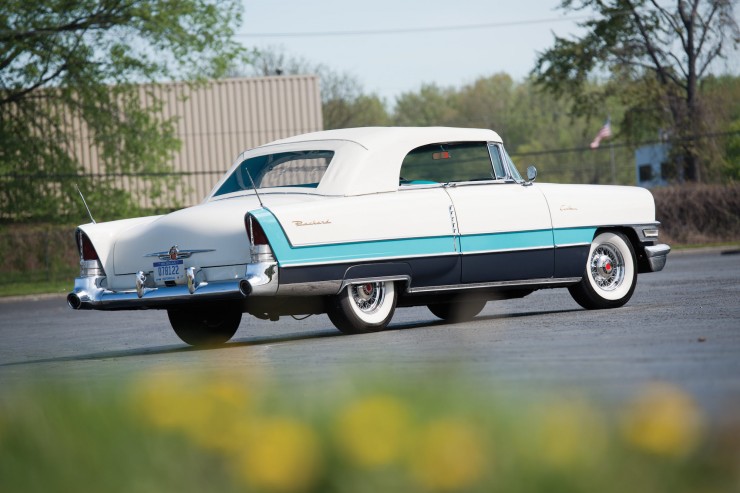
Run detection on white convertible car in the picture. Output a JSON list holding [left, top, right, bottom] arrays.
[[68, 127, 670, 346]]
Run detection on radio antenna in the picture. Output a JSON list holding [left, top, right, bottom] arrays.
[[75, 184, 96, 224], [243, 166, 264, 209]]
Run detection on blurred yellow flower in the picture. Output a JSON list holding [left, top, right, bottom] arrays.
[[409, 418, 486, 491], [621, 382, 705, 458], [130, 371, 213, 430], [538, 398, 608, 467], [129, 371, 254, 452], [336, 394, 412, 468], [235, 417, 322, 492]]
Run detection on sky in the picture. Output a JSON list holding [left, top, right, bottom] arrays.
[[238, 0, 590, 102], [238, 0, 740, 104]]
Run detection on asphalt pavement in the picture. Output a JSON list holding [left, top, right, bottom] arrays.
[[1, 249, 738, 418]]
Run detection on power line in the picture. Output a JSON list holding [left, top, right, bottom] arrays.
[[236, 15, 592, 38]]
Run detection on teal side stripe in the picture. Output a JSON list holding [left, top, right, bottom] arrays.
[[553, 227, 597, 246], [460, 229, 553, 253], [252, 208, 455, 267], [251, 209, 596, 267]]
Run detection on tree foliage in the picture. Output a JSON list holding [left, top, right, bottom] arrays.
[[533, 0, 739, 182], [241, 47, 390, 129], [0, 0, 245, 222]]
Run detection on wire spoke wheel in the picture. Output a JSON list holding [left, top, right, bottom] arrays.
[[589, 243, 625, 291], [569, 231, 637, 310], [350, 282, 385, 313], [327, 281, 397, 334]]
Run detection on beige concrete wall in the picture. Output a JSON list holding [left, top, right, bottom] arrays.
[[69, 76, 323, 208], [156, 75, 323, 206]]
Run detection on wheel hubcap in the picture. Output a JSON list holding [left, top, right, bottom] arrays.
[[351, 282, 385, 313], [589, 244, 624, 291]]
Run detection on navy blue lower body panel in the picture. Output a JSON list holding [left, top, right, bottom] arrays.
[[279, 255, 461, 289], [278, 246, 588, 291], [554, 245, 590, 278], [461, 249, 555, 284]]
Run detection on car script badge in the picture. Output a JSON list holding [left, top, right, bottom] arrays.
[[168, 245, 179, 260]]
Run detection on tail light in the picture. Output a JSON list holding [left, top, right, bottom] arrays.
[[245, 214, 275, 263], [77, 230, 99, 260], [76, 229, 104, 277], [245, 214, 269, 246]]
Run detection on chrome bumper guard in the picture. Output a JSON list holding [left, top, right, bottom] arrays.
[[644, 243, 671, 272], [68, 261, 278, 310]]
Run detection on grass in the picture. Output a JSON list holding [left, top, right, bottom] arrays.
[[0, 277, 75, 298], [0, 279, 73, 298]]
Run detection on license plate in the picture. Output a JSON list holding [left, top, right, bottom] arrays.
[[153, 259, 184, 284]]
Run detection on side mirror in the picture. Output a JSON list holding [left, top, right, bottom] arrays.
[[526, 165, 538, 182]]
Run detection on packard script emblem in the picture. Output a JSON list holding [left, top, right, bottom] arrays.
[[292, 219, 331, 227], [168, 245, 179, 260]]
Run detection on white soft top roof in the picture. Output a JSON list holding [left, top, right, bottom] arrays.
[[214, 127, 504, 197]]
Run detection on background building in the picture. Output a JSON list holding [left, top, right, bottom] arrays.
[[76, 75, 323, 207]]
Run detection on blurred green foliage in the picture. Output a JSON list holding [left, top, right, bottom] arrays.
[[1, 371, 738, 493]]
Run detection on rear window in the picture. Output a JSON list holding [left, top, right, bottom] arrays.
[[214, 150, 334, 196]]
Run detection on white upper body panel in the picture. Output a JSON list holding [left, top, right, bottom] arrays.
[[537, 183, 656, 229]]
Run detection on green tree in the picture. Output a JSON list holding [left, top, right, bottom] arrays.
[[242, 47, 390, 129], [0, 0, 245, 222], [394, 83, 460, 126], [533, 0, 739, 183]]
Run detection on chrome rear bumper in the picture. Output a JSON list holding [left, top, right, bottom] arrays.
[[644, 243, 671, 272], [68, 261, 278, 310]]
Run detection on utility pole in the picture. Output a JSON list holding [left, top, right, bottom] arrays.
[[610, 140, 616, 184]]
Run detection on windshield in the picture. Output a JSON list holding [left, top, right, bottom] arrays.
[[214, 150, 334, 197]]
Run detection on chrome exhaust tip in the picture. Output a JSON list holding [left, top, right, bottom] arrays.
[[67, 293, 83, 310], [239, 279, 252, 297]]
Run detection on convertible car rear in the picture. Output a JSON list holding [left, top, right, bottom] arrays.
[[68, 127, 670, 345]]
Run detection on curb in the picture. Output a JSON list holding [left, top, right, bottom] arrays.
[[671, 246, 740, 256]]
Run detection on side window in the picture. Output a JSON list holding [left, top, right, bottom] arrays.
[[400, 142, 494, 185], [488, 144, 507, 179]]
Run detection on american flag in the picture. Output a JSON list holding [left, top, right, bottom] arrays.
[[590, 118, 612, 149]]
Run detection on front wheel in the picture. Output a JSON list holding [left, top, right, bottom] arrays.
[[326, 281, 397, 334], [568, 231, 637, 310], [167, 306, 242, 346]]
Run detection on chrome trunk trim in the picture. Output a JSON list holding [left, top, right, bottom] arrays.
[[144, 249, 215, 260]]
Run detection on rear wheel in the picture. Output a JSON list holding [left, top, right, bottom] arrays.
[[568, 231, 637, 309], [428, 298, 486, 322], [327, 281, 397, 334], [167, 306, 241, 346]]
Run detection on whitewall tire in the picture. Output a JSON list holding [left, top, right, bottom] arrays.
[[568, 231, 637, 309], [327, 281, 397, 334]]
